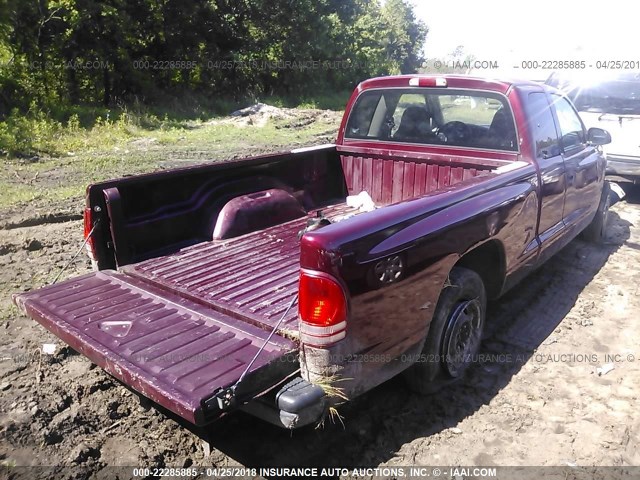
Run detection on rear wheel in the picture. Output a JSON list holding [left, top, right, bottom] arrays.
[[582, 181, 611, 244], [403, 267, 486, 394]]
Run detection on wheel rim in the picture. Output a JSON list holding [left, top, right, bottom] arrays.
[[373, 255, 403, 284], [442, 298, 483, 378]]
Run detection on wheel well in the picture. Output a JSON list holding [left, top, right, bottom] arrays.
[[455, 240, 505, 299]]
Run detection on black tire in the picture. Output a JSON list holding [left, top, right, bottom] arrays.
[[403, 267, 486, 394], [582, 181, 611, 244]]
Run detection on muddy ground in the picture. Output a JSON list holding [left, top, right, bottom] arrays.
[[1, 109, 640, 478]]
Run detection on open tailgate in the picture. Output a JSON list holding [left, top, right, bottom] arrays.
[[12, 270, 297, 425]]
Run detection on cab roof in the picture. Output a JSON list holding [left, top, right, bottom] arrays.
[[358, 74, 544, 95]]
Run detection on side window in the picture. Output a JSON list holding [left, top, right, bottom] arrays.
[[552, 95, 586, 150], [522, 92, 560, 158], [345, 91, 385, 138]]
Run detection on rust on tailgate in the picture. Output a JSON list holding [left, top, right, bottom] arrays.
[[13, 271, 297, 425]]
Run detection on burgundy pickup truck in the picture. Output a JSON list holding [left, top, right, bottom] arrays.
[[13, 75, 612, 429]]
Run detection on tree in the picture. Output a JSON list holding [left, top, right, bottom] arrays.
[[381, 0, 428, 74], [0, 0, 429, 113]]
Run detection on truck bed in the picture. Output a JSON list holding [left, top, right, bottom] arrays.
[[13, 203, 358, 427], [121, 203, 356, 335]]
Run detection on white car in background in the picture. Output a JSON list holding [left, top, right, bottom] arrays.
[[546, 71, 640, 183]]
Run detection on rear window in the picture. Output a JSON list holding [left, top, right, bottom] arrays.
[[345, 88, 518, 151]]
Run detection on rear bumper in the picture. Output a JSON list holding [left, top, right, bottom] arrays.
[[241, 377, 327, 429], [606, 155, 640, 178]]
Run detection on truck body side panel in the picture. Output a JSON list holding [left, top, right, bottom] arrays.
[[299, 165, 540, 397]]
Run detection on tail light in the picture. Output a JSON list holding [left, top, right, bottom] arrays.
[[83, 207, 97, 262], [298, 271, 347, 347]]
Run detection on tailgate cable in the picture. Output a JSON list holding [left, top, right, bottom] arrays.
[[212, 293, 298, 411], [51, 219, 100, 285]]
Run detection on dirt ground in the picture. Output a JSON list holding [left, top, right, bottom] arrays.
[[1, 110, 640, 477]]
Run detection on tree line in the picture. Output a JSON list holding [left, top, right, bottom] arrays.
[[0, 0, 427, 116]]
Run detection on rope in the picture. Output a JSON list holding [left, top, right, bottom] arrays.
[[233, 293, 298, 391], [51, 219, 100, 285]]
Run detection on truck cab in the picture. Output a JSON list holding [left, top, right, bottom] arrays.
[[546, 71, 640, 183]]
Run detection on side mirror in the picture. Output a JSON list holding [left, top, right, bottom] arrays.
[[587, 127, 612, 146]]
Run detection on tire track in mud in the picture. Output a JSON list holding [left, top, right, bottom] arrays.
[[0, 213, 83, 231]]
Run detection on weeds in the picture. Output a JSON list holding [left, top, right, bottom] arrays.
[[313, 374, 351, 430], [313, 374, 350, 402], [0, 96, 342, 210], [279, 328, 301, 342], [328, 406, 346, 428], [0, 92, 348, 159], [316, 405, 347, 430]]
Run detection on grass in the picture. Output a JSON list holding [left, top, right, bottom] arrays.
[[310, 374, 351, 428], [327, 406, 346, 428], [0, 180, 80, 209], [313, 374, 350, 402], [0, 95, 345, 211]]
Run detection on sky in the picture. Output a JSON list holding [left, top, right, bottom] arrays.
[[410, 0, 638, 78]]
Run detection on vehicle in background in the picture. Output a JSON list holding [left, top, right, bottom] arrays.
[[547, 71, 640, 183]]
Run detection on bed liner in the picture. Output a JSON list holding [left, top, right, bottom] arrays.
[[122, 203, 357, 335]]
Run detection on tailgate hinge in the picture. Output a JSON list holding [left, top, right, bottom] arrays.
[[206, 386, 237, 411]]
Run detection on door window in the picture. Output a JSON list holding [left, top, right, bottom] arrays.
[[552, 95, 585, 150], [523, 92, 560, 158]]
